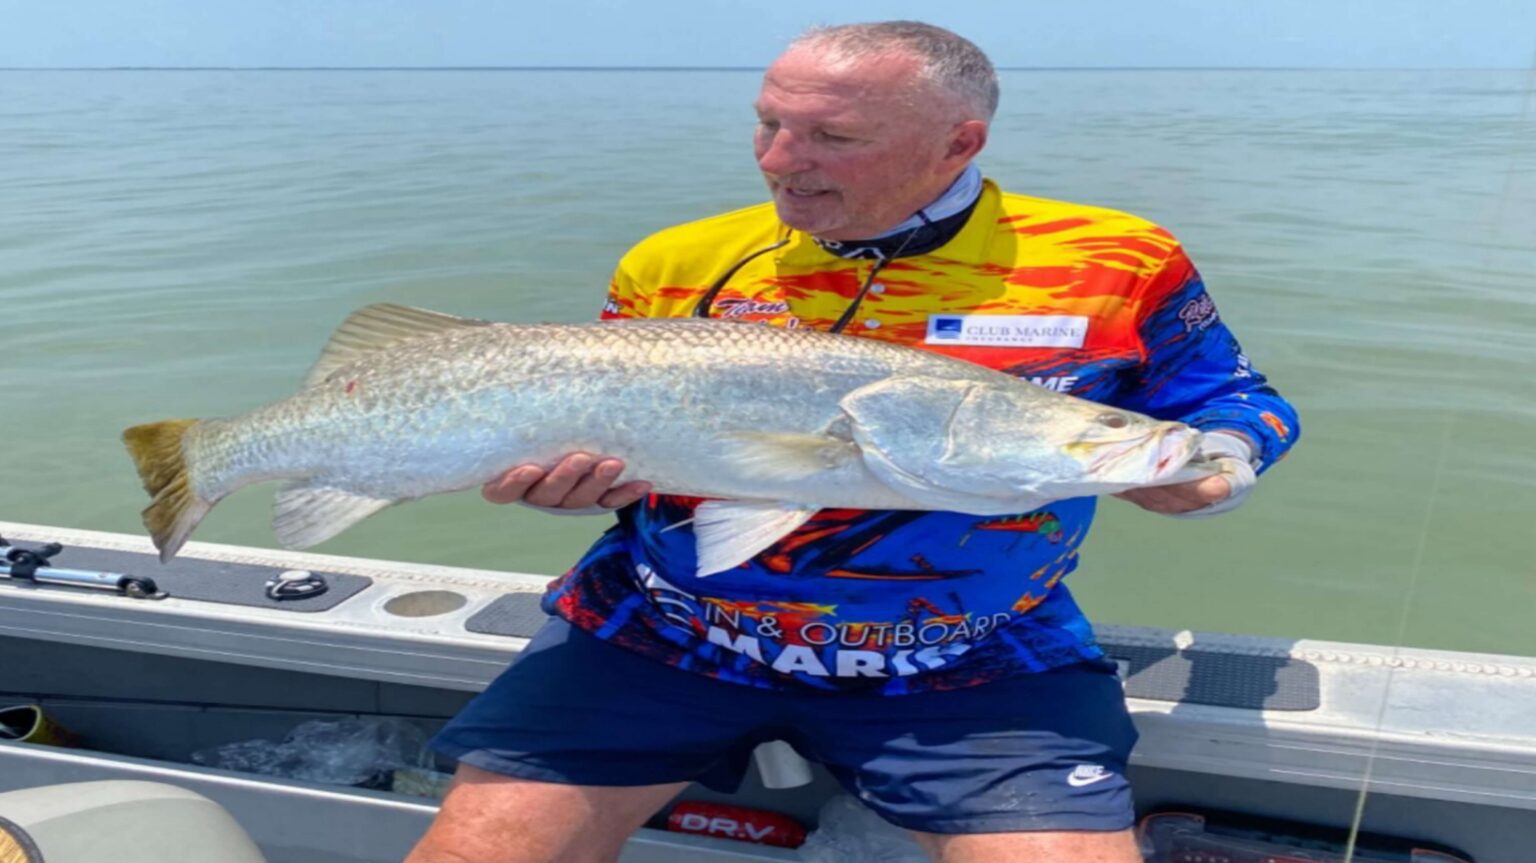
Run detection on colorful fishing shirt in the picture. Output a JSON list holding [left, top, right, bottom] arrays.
[[543, 179, 1300, 694]]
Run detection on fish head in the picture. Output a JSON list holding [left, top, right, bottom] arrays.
[[842, 375, 1216, 512], [926, 386, 1212, 500], [1054, 408, 1208, 493]]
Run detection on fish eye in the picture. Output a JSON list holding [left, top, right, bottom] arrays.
[[1096, 412, 1130, 429]]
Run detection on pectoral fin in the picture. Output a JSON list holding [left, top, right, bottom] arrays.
[[714, 430, 860, 483], [692, 500, 820, 577], [272, 483, 395, 549]]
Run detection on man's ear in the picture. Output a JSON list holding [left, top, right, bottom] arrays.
[[945, 120, 989, 163]]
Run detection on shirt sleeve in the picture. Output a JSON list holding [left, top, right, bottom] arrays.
[[599, 267, 640, 320], [1112, 246, 1300, 473], [599, 245, 657, 320]]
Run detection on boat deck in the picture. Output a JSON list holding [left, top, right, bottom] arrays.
[[2, 520, 1533, 862]]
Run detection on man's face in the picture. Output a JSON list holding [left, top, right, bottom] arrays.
[[753, 47, 984, 241]]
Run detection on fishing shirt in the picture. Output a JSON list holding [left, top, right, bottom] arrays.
[[542, 178, 1300, 694]]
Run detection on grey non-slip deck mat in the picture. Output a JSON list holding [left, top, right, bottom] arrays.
[[2, 541, 371, 612], [1102, 642, 1319, 711], [463, 593, 1320, 711], [464, 591, 548, 637]]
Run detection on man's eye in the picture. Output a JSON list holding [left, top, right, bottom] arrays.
[[757, 120, 780, 132], [815, 131, 855, 143]]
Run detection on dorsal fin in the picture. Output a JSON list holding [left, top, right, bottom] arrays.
[[304, 303, 491, 387]]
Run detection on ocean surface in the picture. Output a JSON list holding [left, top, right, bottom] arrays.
[[3, 69, 1533, 657]]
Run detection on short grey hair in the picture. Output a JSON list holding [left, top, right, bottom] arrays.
[[788, 21, 999, 121]]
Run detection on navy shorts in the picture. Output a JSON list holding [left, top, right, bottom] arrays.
[[429, 618, 1138, 834]]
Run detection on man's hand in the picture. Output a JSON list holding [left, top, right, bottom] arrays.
[[1114, 431, 1258, 518], [482, 453, 652, 510], [1114, 475, 1232, 515]]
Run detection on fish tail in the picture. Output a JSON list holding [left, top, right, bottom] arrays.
[[122, 419, 213, 562]]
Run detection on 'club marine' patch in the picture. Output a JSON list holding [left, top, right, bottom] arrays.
[[925, 314, 1088, 348]]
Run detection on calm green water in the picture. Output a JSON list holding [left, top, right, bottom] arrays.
[[3, 70, 1533, 656]]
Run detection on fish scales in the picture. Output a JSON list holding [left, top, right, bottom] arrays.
[[197, 322, 945, 501]]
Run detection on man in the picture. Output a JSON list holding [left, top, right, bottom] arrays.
[[408, 21, 1298, 863]]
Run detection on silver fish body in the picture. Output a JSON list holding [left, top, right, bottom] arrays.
[[124, 305, 1211, 574]]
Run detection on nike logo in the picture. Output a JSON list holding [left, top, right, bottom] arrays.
[[1066, 764, 1113, 787]]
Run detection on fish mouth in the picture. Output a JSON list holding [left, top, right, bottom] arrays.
[[1074, 425, 1200, 483]]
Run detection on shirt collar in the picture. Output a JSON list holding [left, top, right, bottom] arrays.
[[867, 163, 983, 239], [779, 178, 1002, 267]]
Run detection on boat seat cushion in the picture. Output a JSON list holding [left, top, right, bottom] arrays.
[[0, 780, 268, 863]]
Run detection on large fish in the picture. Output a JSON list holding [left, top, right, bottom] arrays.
[[123, 304, 1217, 575]]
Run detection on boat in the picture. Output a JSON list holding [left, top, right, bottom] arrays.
[[1, 518, 1533, 862]]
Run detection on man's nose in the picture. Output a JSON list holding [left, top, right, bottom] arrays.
[[757, 128, 813, 176]]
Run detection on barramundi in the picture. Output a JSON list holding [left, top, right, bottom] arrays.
[[123, 304, 1216, 576]]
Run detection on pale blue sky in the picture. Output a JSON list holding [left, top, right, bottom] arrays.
[[2, 0, 1532, 69]]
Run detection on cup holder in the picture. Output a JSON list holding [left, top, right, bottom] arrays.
[[382, 590, 468, 618]]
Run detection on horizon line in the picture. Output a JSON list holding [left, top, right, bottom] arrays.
[[1, 64, 1527, 72]]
